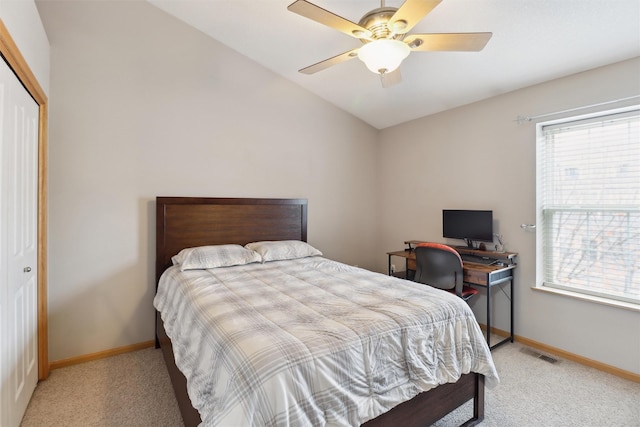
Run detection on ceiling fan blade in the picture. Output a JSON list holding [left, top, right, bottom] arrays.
[[405, 33, 492, 51], [288, 0, 371, 39], [390, 0, 443, 34], [381, 69, 403, 88], [299, 48, 360, 74]]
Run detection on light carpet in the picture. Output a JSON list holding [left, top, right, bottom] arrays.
[[21, 341, 640, 426]]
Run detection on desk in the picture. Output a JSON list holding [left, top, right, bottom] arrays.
[[387, 248, 517, 350]]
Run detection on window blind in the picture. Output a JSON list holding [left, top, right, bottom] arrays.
[[538, 107, 640, 304]]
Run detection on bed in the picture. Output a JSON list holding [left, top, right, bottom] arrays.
[[154, 197, 498, 426]]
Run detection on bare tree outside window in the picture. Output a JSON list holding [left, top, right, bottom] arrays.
[[539, 108, 640, 304]]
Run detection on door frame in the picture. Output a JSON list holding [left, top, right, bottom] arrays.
[[0, 19, 49, 380]]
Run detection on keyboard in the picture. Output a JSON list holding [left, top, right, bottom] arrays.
[[461, 254, 496, 265]]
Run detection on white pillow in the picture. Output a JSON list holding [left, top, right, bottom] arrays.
[[171, 244, 261, 271], [245, 240, 322, 262]]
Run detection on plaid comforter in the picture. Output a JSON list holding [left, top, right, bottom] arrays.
[[154, 257, 499, 426]]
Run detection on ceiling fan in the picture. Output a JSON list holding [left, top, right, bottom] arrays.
[[287, 0, 492, 87]]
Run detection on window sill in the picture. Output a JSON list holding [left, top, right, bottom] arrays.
[[532, 285, 640, 313]]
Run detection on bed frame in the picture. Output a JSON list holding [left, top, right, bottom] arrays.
[[155, 197, 485, 427]]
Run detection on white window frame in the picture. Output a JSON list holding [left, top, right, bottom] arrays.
[[535, 105, 640, 306]]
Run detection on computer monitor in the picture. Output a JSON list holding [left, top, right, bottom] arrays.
[[442, 209, 493, 248]]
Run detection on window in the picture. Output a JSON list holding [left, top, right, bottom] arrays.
[[537, 106, 640, 304]]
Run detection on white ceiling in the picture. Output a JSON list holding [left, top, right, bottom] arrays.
[[148, 0, 639, 129]]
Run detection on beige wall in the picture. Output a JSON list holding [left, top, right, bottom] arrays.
[[0, 0, 50, 94], [38, 1, 378, 361], [377, 57, 640, 374]]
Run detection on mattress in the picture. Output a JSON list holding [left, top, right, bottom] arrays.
[[154, 256, 499, 426]]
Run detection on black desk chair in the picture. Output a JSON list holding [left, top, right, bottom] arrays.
[[414, 243, 479, 302]]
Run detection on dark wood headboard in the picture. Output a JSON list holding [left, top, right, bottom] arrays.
[[155, 197, 308, 283]]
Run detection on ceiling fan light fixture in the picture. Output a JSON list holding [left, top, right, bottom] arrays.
[[357, 39, 410, 74]]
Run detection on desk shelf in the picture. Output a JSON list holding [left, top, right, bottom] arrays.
[[454, 246, 518, 263]]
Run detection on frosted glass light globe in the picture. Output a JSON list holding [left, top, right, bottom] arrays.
[[357, 40, 410, 74]]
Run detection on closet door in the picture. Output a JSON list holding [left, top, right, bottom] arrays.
[[0, 56, 39, 427]]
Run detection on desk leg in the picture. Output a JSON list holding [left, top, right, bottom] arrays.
[[510, 277, 514, 343], [487, 275, 515, 350], [388, 254, 392, 276], [486, 284, 491, 348]]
